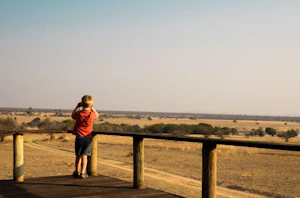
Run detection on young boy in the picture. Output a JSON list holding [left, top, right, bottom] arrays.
[[71, 95, 99, 178]]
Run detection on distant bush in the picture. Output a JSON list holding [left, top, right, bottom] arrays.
[[28, 118, 41, 128], [38, 118, 69, 130], [192, 123, 214, 137], [177, 124, 193, 135], [0, 117, 18, 130], [249, 128, 265, 137], [135, 115, 142, 120], [0, 117, 23, 142], [265, 127, 277, 136], [62, 119, 75, 130], [93, 123, 143, 133], [214, 127, 236, 139], [144, 123, 166, 133], [231, 128, 238, 135]]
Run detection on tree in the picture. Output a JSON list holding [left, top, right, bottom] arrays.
[[265, 127, 277, 136], [277, 129, 298, 142], [26, 107, 33, 116]]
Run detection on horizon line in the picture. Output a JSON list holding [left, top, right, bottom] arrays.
[[1, 106, 300, 118]]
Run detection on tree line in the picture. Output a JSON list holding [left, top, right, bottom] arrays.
[[0, 117, 299, 142]]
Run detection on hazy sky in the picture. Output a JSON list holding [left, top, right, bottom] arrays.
[[1, 0, 300, 116]]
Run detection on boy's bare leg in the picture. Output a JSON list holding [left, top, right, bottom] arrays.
[[75, 156, 81, 173], [81, 155, 88, 174]]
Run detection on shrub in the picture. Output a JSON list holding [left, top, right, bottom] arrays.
[[231, 128, 238, 135], [28, 118, 41, 128], [163, 124, 178, 133], [265, 127, 277, 136], [145, 123, 166, 133], [0, 117, 20, 142], [258, 130, 266, 137], [38, 118, 68, 130], [215, 129, 226, 139], [0, 117, 18, 130], [135, 115, 142, 120], [193, 124, 214, 137], [249, 128, 265, 137], [177, 124, 192, 134], [221, 127, 231, 135], [62, 119, 75, 130]]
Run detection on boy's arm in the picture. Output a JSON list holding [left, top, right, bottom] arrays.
[[71, 102, 82, 119], [91, 107, 99, 119]]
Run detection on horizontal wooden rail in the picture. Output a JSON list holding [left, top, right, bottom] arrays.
[[88, 131, 300, 151], [3, 130, 300, 151], [0, 130, 68, 134]]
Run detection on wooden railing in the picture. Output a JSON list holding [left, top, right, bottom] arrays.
[[4, 130, 300, 198]]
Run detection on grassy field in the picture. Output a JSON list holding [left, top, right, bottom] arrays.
[[1, 133, 300, 197], [2, 114, 300, 132]]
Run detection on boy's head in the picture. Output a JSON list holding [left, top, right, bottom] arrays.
[[81, 95, 94, 108]]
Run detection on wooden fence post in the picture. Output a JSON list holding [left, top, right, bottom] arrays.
[[13, 133, 24, 182], [202, 142, 217, 198], [90, 134, 98, 176], [133, 137, 144, 189]]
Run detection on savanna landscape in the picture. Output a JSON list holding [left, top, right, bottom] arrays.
[[1, 110, 300, 198]]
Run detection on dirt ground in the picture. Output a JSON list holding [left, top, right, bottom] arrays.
[[1, 134, 300, 198]]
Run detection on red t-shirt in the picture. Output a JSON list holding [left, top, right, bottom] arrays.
[[72, 110, 97, 138]]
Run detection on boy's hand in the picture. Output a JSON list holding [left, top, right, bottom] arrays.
[[77, 102, 82, 108]]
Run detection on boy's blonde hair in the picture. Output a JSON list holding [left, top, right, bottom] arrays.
[[81, 95, 94, 108]]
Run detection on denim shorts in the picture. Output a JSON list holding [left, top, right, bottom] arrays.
[[75, 137, 92, 156]]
